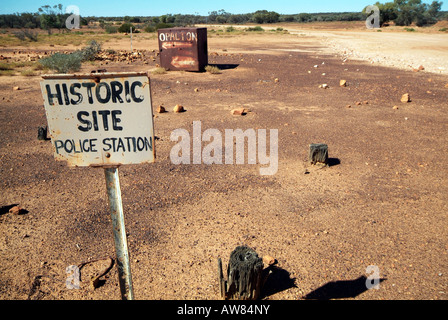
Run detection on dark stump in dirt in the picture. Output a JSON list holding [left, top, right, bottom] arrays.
[[309, 143, 328, 165], [218, 246, 264, 300]]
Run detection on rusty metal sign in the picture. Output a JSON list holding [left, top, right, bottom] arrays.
[[158, 27, 208, 71], [40, 72, 155, 167]]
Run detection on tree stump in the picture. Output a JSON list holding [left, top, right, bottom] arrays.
[[309, 143, 328, 165], [218, 246, 264, 300], [37, 126, 48, 141]]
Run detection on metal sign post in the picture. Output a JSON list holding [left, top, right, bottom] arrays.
[[40, 72, 155, 300], [105, 166, 134, 300]]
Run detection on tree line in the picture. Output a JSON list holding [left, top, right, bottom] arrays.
[[0, 1, 446, 31], [372, 0, 445, 26]]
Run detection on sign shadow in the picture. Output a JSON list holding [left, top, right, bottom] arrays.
[[303, 276, 386, 300], [208, 63, 240, 71]]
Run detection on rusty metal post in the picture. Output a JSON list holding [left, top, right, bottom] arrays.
[[104, 167, 134, 300]]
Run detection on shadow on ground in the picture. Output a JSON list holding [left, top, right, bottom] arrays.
[[303, 276, 386, 300], [261, 265, 297, 299]]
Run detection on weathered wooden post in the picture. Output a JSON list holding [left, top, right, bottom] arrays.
[[309, 143, 328, 165], [37, 126, 47, 141], [218, 246, 264, 300]]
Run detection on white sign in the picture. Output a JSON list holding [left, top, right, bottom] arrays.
[[40, 72, 155, 167]]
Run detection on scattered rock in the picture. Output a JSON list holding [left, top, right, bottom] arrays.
[[346, 104, 351, 108], [9, 205, 25, 215], [231, 108, 247, 116], [157, 106, 166, 113], [393, 105, 399, 110], [340, 80, 347, 87], [401, 93, 411, 103], [194, 88, 199, 92], [173, 104, 184, 113], [356, 101, 362, 106], [262, 255, 276, 266], [418, 65, 425, 71], [13, 86, 20, 91], [274, 78, 279, 83], [319, 84, 329, 89]]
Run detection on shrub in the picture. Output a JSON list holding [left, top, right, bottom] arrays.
[[38, 40, 101, 74], [13, 30, 38, 42], [145, 25, 156, 33], [39, 52, 82, 73], [439, 27, 448, 32], [105, 25, 118, 34], [245, 26, 264, 32], [151, 67, 167, 75], [205, 65, 221, 74], [155, 22, 174, 30], [75, 40, 101, 61], [404, 27, 416, 32], [118, 23, 135, 33], [0, 62, 13, 71]]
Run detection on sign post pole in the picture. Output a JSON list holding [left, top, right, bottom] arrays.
[[104, 166, 134, 300], [40, 72, 155, 300]]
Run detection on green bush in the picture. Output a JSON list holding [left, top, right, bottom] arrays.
[[144, 25, 156, 33], [13, 29, 38, 42], [245, 26, 264, 32], [74, 40, 101, 61], [155, 22, 174, 30], [105, 25, 118, 34], [39, 52, 82, 73], [439, 27, 448, 32], [118, 23, 135, 33], [404, 27, 416, 32], [38, 40, 101, 74], [205, 65, 221, 74]]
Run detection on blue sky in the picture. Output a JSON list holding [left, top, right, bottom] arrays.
[[1, 0, 446, 17]]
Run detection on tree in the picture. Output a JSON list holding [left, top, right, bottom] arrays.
[[38, 4, 69, 34], [118, 22, 135, 33], [252, 10, 280, 24], [373, 0, 443, 26], [373, 1, 398, 25]]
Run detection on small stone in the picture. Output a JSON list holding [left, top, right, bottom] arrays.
[[274, 78, 279, 83], [231, 108, 247, 116], [393, 105, 399, 110], [263, 255, 276, 266], [9, 206, 24, 215], [194, 88, 199, 92], [401, 93, 411, 103], [173, 104, 184, 113], [418, 65, 425, 71], [356, 101, 362, 105], [13, 86, 20, 91], [346, 104, 351, 108], [340, 80, 347, 87], [157, 106, 166, 113]]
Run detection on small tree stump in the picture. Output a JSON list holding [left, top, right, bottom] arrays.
[[37, 126, 48, 141], [309, 143, 328, 165], [218, 246, 264, 300]]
